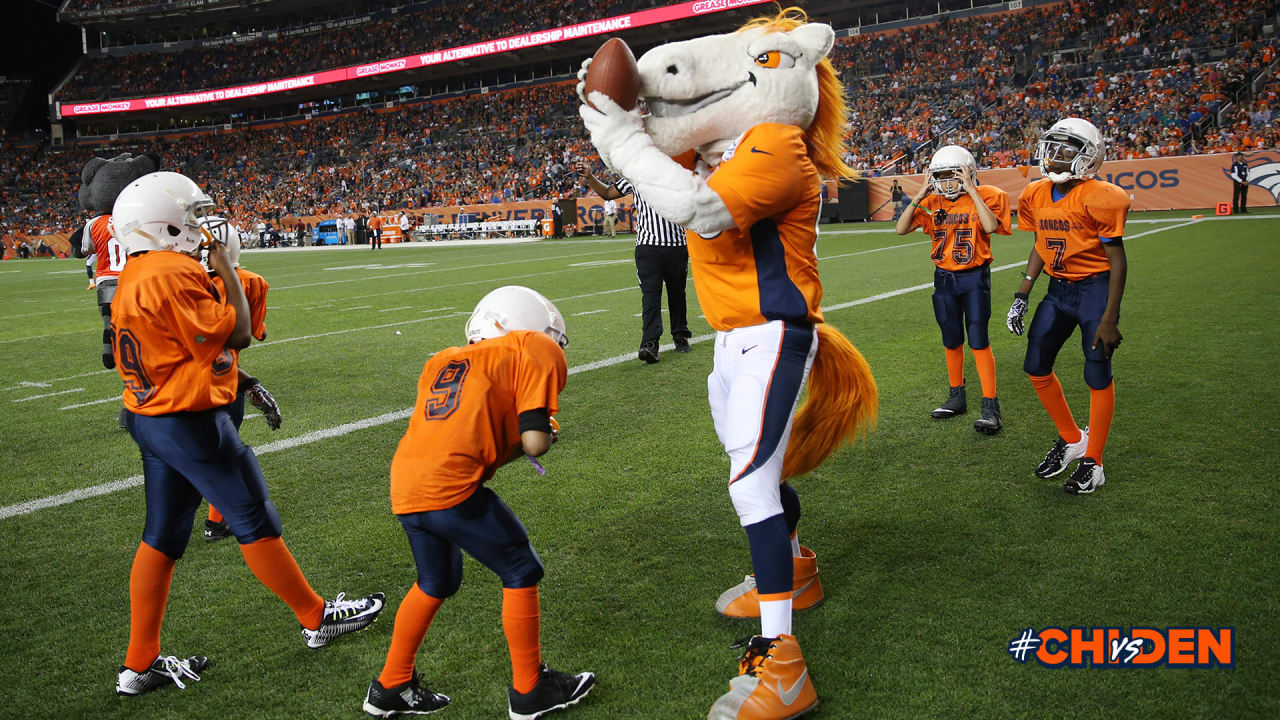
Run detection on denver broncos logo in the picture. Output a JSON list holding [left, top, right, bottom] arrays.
[[1222, 155, 1280, 204]]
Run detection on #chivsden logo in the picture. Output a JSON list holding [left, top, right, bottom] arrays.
[[1007, 627, 1234, 668]]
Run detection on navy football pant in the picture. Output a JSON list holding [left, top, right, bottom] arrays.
[[398, 486, 544, 599], [126, 406, 283, 559], [1023, 272, 1114, 390], [931, 264, 991, 350]]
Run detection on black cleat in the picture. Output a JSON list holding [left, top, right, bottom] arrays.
[[674, 337, 691, 353], [363, 673, 451, 717], [1035, 428, 1089, 478], [203, 519, 233, 543], [116, 654, 209, 696], [931, 384, 967, 418], [1064, 458, 1106, 494], [508, 664, 596, 720], [301, 592, 386, 648], [973, 397, 1002, 435], [638, 340, 660, 364]]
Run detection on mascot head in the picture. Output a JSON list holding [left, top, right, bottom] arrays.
[[79, 152, 163, 214], [636, 6, 852, 178]]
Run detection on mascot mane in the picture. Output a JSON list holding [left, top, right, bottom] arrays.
[[736, 8, 854, 180]]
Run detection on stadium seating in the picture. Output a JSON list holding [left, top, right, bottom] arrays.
[[3, 0, 1276, 251], [58, 0, 663, 102]]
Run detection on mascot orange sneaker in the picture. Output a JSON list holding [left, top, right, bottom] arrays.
[[708, 634, 817, 720], [715, 547, 823, 618]]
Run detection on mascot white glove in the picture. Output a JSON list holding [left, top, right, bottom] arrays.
[[577, 62, 734, 234]]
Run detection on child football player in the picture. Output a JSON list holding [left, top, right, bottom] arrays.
[[896, 144, 1011, 433], [109, 172, 383, 697], [363, 286, 595, 720], [1007, 118, 1129, 494]]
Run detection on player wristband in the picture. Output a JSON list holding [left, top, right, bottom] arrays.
[[1022, 273, 1034, 282], [238, 375, 260, 394], [1014, 292, 1029, 301]]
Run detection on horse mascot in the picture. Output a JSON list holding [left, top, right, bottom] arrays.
[[579, 7, 876, 719]]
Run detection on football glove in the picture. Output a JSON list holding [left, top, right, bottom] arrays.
[[1007, 293, 1029, 336], [242, 378, 281, 430]]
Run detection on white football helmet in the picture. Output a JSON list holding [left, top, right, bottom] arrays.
[[112, 171, 216, 255], [927, 145, 977, 200], [1035, 118, 1105, 183], [198, 215, 241, 270], [465, 286, 569, 348]]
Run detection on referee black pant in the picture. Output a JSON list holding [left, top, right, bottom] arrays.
[[1233, 181, 1249, 213], [635, 244, 690, 345]]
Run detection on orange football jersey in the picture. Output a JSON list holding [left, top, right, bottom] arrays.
[[213, 268, 270, 341], [1017, 178, 1129, 280], [694, 123, 824, 331], [390, 330, 567, 514], [84, 214, 126, 280], [110, 251, 239, 415], [910, 184, 1011, 271]]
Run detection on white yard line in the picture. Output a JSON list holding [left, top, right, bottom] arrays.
[[60, 396, 121, 410], [13, 388, 84, 403], [0, 329, 87, 344], [378, 306, 414, 313]]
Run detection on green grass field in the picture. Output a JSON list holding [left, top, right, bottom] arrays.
[[1, 212, 1278, 719]]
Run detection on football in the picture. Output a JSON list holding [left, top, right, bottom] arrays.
[[583, 38, 639, 111]]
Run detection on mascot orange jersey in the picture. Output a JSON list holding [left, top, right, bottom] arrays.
[[84, 214, 126, 280], [1018, 178, 1129, 280], [696, 123, 824, 332], [110, 251, 239, 415], [910, 185, 1011, 272], [390, 330, 567, 514]]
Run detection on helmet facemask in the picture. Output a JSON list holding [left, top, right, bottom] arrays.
[[1036, 131, 1099, 184], [928, 167, 965, 200]]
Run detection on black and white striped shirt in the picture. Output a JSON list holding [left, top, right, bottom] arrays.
[[614, 178, 687, 247]]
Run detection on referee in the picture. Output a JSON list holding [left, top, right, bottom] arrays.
[[578, 158, 691, 363]]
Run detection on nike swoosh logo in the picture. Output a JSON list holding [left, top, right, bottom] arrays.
[[741, 345, 758, 354], [750, 147, 772, 155], [777, 669, 808, 706]]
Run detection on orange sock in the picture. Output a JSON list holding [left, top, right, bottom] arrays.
[[207, 505, 223, 524], [944, 346, 965, 387], [1086, 382, 1115, 463], [1028, 373, 1081, 443], [378, 584, 444, 688], [502, 586, 542, 694], [971, 346, 997, 398], [124, 542, 176, 672], [239, 536, 325, 629]]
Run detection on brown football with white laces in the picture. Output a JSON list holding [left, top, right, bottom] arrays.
[[583, 38, 639, 111]]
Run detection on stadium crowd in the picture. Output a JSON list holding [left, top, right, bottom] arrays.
[[4, 0, 1278, 254], [59, 0, 667, 101], [834, 0, 1279, 172], [1, 81, 590, 251]]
